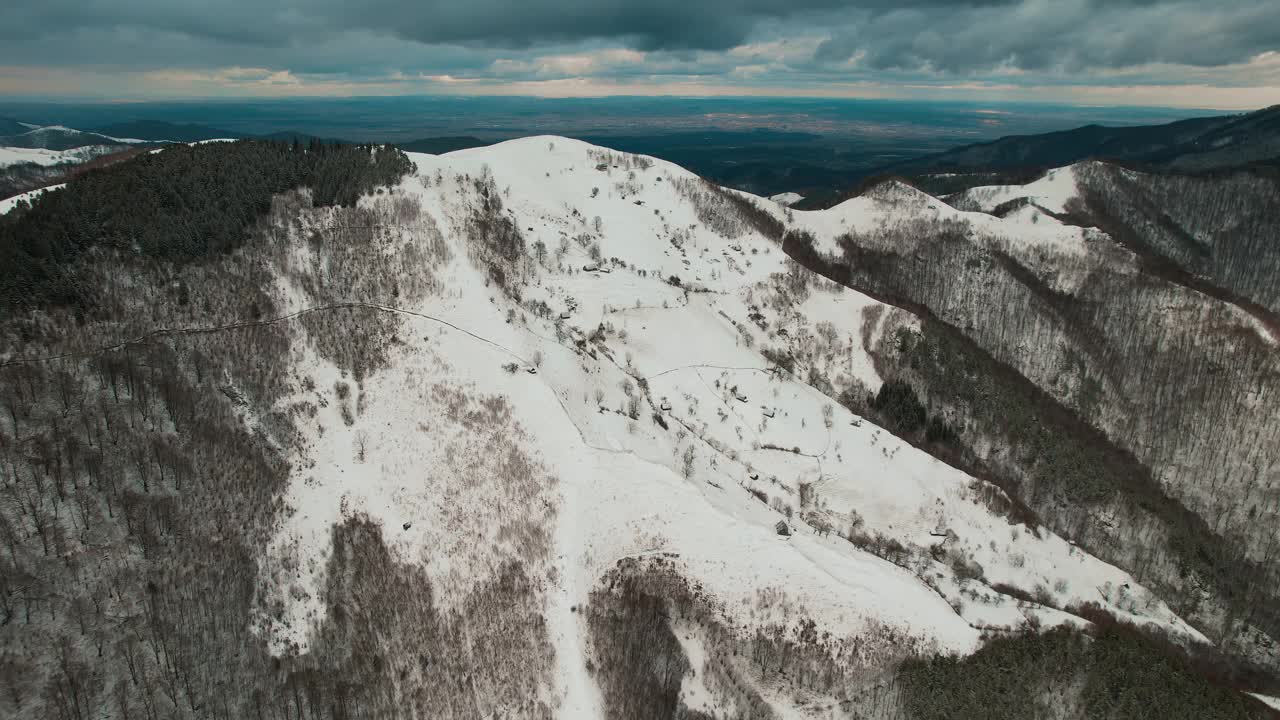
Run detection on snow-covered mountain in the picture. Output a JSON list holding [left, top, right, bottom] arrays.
[[0, 122, 142, 201], [2, 136, 1276, 719], [261, 137, 1208, 702], [0, 123, 145, 151], [0, 145, 125, 170]]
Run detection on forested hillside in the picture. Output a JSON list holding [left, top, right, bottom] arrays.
[[0, 140, 412, 308], [1068, 162, 1280, 316], [783, 166, 1280, 675]]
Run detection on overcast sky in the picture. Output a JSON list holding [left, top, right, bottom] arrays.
[[2, 0, 1277, 108]]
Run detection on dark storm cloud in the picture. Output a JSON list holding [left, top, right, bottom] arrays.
[[0, 0, 1276, 95], [813, 0, 1280, 72], [326, 0, 1017, 51], [2, 0, 1010, 55]]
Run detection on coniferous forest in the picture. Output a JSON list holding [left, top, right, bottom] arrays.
[[0, 140, 413, 308]]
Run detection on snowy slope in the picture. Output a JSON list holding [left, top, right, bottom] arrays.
[[0, 144, 122, 168], [238, 137, 1219, 716], [12, 124, 147, 145], [0, 183, 65, 214], [1250, 693, 1280, 712], [956, 164, 1083, 215], [788, 175, 1097, 265]]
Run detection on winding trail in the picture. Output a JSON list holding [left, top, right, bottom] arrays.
[[1, 301, 532, 369]]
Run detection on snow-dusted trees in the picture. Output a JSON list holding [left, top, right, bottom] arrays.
[[461, 165, 535, 296], [782, 194, 1280, 668], [1071, 162, 1280, 315], [681, 444, 696, 480], [586, 557, 956, 718], [671, 176, 784, 241]]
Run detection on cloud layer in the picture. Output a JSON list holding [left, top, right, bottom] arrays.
[[1, 0, 1276, 106]]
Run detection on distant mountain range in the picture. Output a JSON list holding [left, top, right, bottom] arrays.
[[0, 117, 492, 200], [800, 105, 1280, 208], [0, 116, 489, 155], [0, 124, 141, 151], [899, 104, 1280, 174], [5, 105, 1279, 209], [86, 120, 246, 142], [0, 117, 31, 135]]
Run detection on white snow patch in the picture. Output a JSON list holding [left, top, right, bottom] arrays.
[[1249, 693, 1280, 711], [960, 164, 1082, 215], [0, 183, 65, 214], [0, 144, 119, 168], [674, 624, 723, 716], [16, 124, 151, 144]]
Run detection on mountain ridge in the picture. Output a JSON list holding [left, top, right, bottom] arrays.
[[87, 119, 247, 141], [797, 105, 1280, 209], [900, 105, 1279, 174], [0, 135, 1276, 719]]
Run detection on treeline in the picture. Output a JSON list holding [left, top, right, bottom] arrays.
[[462, 165, 530, 294], [671, 175, 785, 241], [587, 557, 1273, 719], [899, 623, 1271, 720], [866, 379, 959, 448], [586, 557, 923, 719], [0, 140, 414, 308]]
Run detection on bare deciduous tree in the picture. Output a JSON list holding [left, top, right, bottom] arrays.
[[354, 431, 369, 463]]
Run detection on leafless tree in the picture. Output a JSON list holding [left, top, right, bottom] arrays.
[[354, 431, 369, 463]]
